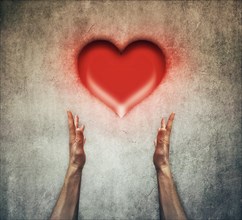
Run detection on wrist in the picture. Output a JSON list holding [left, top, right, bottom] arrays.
[[65, 165, 82, 182], [69, 160, 84, 172], [156, 165, 172, 178]]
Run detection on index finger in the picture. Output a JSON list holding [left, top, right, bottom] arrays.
[[166, 112, 175, 135], [67, 111, 76, 144]]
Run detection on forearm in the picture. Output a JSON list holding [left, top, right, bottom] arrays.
[[50, 166, 82, 220], [157, 166, 187, 220]]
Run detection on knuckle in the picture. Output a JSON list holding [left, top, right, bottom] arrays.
[[157, 138, 169, 145], [75, 138, 83, 145], [75, 148, 84, 155]]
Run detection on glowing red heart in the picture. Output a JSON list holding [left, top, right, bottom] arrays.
[[78, 40, 166, 117]]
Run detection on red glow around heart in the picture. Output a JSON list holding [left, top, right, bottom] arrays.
[[78, 40, 166, 117]]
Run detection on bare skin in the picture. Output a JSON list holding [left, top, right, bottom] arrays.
[[50, 111, 86, 220], [50, 111, 186, 220], [154, 112, 187, 220]]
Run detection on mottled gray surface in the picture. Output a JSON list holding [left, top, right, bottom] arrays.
[[0, 1, 241, 220]]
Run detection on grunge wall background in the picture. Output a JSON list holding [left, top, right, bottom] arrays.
[[1, 1, 241, 219]]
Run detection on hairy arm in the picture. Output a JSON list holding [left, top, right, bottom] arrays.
[[50, 111, 86, 220], [153, 113, 187, 220]]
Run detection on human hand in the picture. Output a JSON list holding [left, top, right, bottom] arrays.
[[50, 111, 86, 219], [67, 111, 86, 173], [153, 112, 175, 173]]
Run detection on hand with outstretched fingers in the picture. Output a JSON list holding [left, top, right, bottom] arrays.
[[153, 112, 175, 172], [67, 111, 86, 172]]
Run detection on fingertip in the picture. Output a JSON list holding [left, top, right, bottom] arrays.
[[171, 112, 175, 120], [161, 117, 166, 129], [67, 111, 73, 118], [76, 115, 80, 126], [67, 111, 74, 123]]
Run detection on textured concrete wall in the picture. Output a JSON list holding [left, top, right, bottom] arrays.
[[0, 1, 241, 219]]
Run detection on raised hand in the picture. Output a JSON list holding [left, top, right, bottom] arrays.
[[67, 111, 86, 172], [153, 112, 175, 171], [50, 111, 86, 220], [153, 113, 187, 220]]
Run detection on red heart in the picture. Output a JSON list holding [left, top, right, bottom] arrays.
[[78, 40, 166, 117]]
